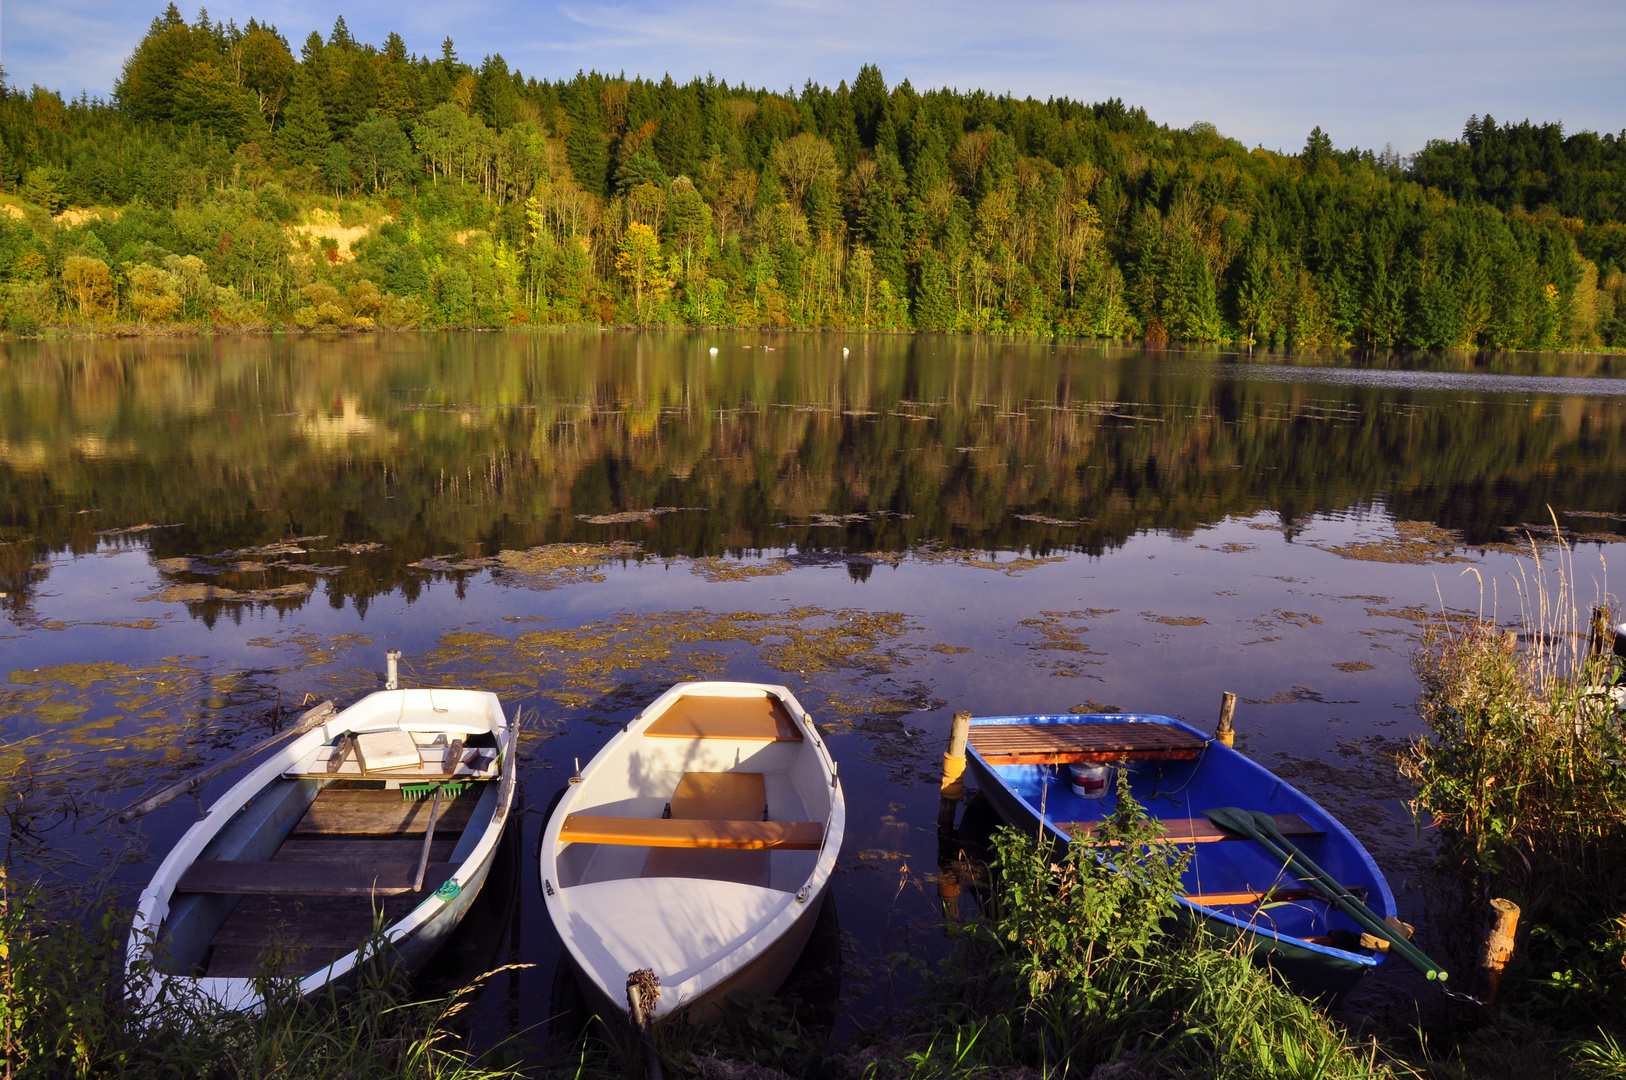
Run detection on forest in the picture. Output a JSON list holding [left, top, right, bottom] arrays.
[[2, 4, 1624, 348]]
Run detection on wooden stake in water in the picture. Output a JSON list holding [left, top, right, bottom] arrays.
[[1472, 898, 1521, 1006], [937, 711, 972, 833], [1215, 692, 1237, 748], [626, 968, 663, 1080]]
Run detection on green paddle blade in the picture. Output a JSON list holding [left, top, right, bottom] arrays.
[[1204, 806, 1449, 981]]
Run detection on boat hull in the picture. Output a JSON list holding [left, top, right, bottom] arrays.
[[964, 713, 1394, 1003], [128, 688, 516, 1012], [540, 681, 845, 1023], [567, 876, 830, 1024]]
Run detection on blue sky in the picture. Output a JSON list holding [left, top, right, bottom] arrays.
[[4, 0, 1622, 155]]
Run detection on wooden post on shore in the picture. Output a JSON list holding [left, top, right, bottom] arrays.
[[1472, 898, 1520, 1006], [1591, 606, 1615, 658], [938, 711, 972, 834], [1214, 693, 1237, 748], [626, 968, 662, 1080], [937, 862, 962, 925]]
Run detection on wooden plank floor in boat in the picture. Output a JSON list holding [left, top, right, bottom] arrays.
[[202, 786, 477, 978], [969, 722, 1206, 764]]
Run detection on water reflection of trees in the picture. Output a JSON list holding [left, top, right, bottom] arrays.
[[1, 333, 1622, 616]]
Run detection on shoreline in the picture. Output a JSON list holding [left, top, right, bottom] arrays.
[[2, 321, 1622, 362]]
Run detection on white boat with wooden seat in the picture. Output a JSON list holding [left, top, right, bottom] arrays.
[[127, 688, 517, 1012], [540, 681, 844, 1022]]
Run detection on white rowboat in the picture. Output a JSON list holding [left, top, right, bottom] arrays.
[[540, 681, 844, 1022], [127, 688, 517, 1012]]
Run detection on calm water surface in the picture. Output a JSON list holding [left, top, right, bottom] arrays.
[[2, 331, 1623, 1041]]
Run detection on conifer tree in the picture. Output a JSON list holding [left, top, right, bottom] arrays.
[[276, 73, 330, 165]]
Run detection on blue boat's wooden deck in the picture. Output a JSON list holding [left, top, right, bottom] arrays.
[[969, 721, 1206, 764]]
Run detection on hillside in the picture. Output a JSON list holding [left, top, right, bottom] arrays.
[[2, 4, 1624, 347]]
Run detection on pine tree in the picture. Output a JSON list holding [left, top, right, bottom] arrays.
[[276, 73, 331, 166], [914, 248, 954, 330]]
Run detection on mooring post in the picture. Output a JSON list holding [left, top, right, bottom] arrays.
[[937, 862, 961, 925], [1472, 898, 1520, 1006], [1215, 692, 1237, 748], [385, 649, 402, 691], [938, 710, 972, 833], [1590, 606, 1613, 659], [626, 968, 662, 1080]]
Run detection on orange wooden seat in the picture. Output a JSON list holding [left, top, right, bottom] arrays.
[[644, 695, 803, 741], [559, 816, 824, 850]]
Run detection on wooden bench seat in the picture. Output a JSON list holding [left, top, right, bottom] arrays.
[[970, 722, 1206, 765], [291, 786, 481, 836], [644, 695, 803, 741], [1061, 813, 1320, 845], [176, 860, 457, 897], [559, 815, 824, 850]]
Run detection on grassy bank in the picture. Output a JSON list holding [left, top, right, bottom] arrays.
[[3, 787, 1406, 1080], [0, 867, 531, 1080], [1404, 603, 1626, 1064]]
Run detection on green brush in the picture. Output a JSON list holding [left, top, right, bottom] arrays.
[[401, 780, 469, 802]]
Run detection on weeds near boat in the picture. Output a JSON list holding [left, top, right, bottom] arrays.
[[851, 778, 1400, 1079], [0, 867, 527, 1080], [1403, 531, 1626, 1052]]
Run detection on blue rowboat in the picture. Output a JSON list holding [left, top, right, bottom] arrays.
[[963, 712, 1399, 1001]]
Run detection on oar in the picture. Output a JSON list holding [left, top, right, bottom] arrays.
[[412, 790, 442, 893], [1206, 806, 1448, 981], [115, 700, 336, 823]]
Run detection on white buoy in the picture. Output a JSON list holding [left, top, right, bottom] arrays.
[[709, 346, 718, 355], [842, 347, 849, 357]]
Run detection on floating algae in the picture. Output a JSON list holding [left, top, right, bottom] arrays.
[[1333, 661, 1376, 672], [1321, 521, 1478, 565], [410, 554, 494, 573], [913, 543, 1066, 575], [491, 542, 642, 588], [1144, 613, 1208, 627], [141, 583, 312, 603], [1243, 686, 1357, 706], [409, 607, 918, 715], [1019, 614, 1095, 652], [1014, 514, 1086, 527], [574, 507, 695, 525], [689, 557, 794, 582], [9, 662, 141, 690]]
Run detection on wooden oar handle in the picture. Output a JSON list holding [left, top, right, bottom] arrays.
[[115, 700, 336, 824]]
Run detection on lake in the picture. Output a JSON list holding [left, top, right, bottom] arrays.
[[2, 329, 1623, 1039]]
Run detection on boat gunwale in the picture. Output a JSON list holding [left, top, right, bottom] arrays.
[[964, 711, 1395, 970], [539, 680, 845, 1019], [127, 688, 514, 1011]]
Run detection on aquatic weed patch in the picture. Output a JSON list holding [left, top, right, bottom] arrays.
[[410, 607, 918, 710]]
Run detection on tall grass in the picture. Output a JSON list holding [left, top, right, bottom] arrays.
[[1404, 534, 1625, 1029], [852, 777, 1405, 1080], [0, 866, 530, 1080]]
